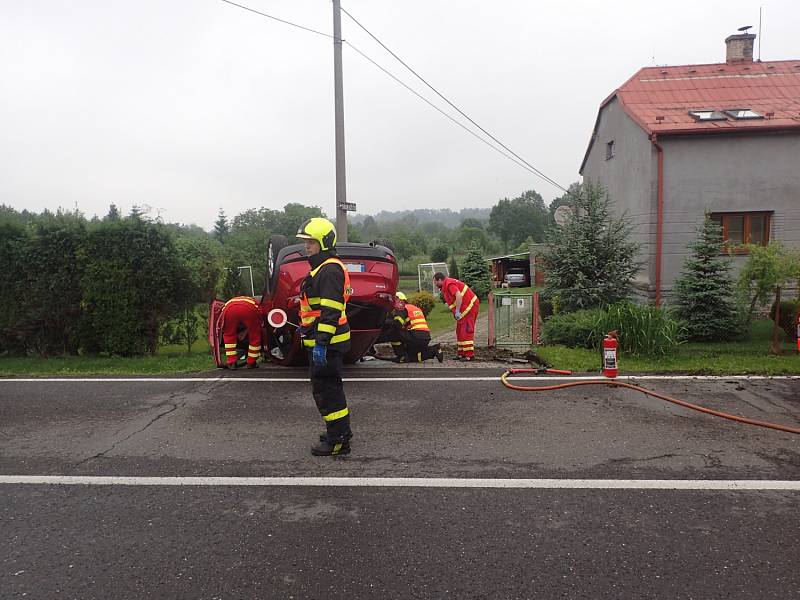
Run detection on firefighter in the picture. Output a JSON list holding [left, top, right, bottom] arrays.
[[390, 292, 443, 363], [296, 217, 353, 456], [433, 272, 480, 361], [220, 296, 263, 369]]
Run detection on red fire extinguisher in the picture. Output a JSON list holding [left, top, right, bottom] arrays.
[[602, 331, 619, 378]]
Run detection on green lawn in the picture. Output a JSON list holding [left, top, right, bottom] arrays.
[[0, 344, 215, 377], [535, 320, 799, 375], [1, 321, 797, 377], [397, 276, 421, 295]]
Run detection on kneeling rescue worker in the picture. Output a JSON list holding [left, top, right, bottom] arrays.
[[296, 217, 353, 456], [220, 296, 263, 369], [390, 292, 443, 363]]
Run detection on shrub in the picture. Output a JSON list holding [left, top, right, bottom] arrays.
[[79, 219, 187, 356], [770, 299, 799, 340], [537, 293, 556, 319], [23, 217, 87, 355], [430, 245, 448, 263], [0, 221, 28, 354], [407, 291, 436, 316], [541, 302, 684, 356], [541, 309, 605, 349], [599, 302, 684, 356]]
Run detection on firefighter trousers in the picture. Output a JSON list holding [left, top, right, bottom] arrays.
[[308, 349, 352, 443], [456, 306, 479, 358], [398, 330, 438, 362]]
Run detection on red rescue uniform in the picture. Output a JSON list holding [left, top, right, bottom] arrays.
[[439, 277, 479, 359], [221, 296, 263, 366]]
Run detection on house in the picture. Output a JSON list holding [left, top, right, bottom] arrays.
[[580, 31, 800, 304]]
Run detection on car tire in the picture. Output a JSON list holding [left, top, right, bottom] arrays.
[[371, 238, 395, 253], [264, 234, 288, 295]]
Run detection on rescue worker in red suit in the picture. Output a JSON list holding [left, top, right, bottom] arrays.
[[220, 296, 262, 369], [296, 217, 353, 456], [433, 272, 479, 361], [389, 292, 444, 363]]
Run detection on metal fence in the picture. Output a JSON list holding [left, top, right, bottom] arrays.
[[488, 290, 536, 349]]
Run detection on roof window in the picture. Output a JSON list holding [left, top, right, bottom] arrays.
[[688, 110, 727, 121], [724, 108, 763, 119]]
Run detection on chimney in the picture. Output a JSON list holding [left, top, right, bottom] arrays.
[[725, 33, 756, 64]]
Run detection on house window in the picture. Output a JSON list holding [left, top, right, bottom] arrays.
[[723, 108, 763, 120], [710, 212, 771, 252], [605, 140, 615, 160], [688, 110, 727, 122]]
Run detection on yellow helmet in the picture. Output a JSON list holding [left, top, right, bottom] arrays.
[[296, 217, 336, 251], [395, 291, 408, 301]]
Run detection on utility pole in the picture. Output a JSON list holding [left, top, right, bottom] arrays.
[[332, 0, 348, 242]]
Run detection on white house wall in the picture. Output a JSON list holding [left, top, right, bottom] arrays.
[[581, 97, 657, 295], [660, 132, 800, 293]]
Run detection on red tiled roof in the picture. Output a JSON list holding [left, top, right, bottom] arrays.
[[580, 59, 800, 174], [613, 60, 800, 135]]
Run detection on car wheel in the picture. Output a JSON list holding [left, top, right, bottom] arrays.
[[264, 234, 288, 295], [371, 238, 395, 253]]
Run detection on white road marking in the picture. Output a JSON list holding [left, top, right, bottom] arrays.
[[1, 375, 799, 383], [1, 475, 799, 490]]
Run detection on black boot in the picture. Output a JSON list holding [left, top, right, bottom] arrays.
[[311, 439, 351, 456]]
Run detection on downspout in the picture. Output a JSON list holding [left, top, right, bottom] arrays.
[[650, 133, 664, 307]]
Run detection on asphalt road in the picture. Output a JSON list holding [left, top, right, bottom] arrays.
[[2, 366, 800, 599]]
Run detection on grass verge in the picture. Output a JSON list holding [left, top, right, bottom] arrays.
[[0, 345, 215, 377], [1, 322, 797, 377], [535, 320, 799, 375]]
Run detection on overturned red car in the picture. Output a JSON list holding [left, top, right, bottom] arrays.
[[209, 235, 398, 367]]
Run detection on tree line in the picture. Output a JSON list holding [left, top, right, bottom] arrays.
[[0, 185, 569, 357], [0, 203, 323, 357]]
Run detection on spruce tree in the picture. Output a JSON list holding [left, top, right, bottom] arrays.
[[213, 208, 229, 242], [672, 214, 738, 341], [448, 253, 459, 279], [541, 182, 640, 311], [459, 242, 491, 299]]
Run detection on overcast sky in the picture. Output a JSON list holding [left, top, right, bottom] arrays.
[[2, 1, 797, 229]]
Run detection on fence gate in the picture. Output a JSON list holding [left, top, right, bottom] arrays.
[[488, 291, 537, 349]]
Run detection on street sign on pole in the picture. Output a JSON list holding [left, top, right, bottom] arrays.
[[337, 201, 357, 212]]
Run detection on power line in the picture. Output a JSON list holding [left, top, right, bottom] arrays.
[[219, 0, 332, 38], [216, 1, 570, 194], [340, 5, 568, 194], [345, 42, 545, 179]]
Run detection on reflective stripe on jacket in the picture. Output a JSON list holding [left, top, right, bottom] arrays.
[[396, 303, 430, 332], [299, 256, 352, 351], [440, 277, 478, 318], [223, 296, 260, 311]]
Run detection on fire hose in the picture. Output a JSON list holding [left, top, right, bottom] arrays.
[[500, 368, 800, 435]]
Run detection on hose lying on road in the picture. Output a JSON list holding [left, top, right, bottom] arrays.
[[500, 369, 800, 435]]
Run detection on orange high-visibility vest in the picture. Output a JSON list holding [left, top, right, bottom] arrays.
[[298, 257, 352, 348], [400, 303, 430, 332]]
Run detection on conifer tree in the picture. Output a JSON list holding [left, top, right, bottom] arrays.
[[672, 214, 738, 341], [214, 208, 229, 242], [542, 182, 640, 311], [448, 253, 459, 279], [459, 242, 491, 299]]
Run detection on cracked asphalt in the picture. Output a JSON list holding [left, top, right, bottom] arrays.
[[2, 366, 800, 599]]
